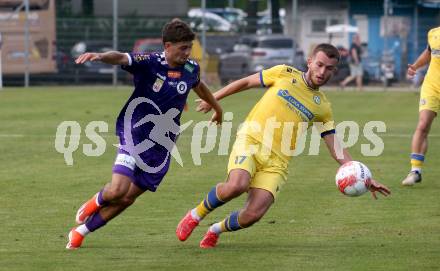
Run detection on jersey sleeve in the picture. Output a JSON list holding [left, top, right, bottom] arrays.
[[121, 52, 152, 74], [259, 65, 285, 87], [316, 105, 336, 137], [193, 63, 201, 88], [427, 30, 431, 51]]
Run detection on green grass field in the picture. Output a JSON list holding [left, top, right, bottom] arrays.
[[0, 86, 439, 271]]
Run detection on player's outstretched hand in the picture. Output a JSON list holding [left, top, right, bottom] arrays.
[[75, 52, 102, 64], [368, 179, 391, 200], [407, 64, 417, 78], [195, 98, 212, 113], [210, 110, 222, 126]]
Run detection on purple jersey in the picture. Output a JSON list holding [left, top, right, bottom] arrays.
[[112, 52, 200, 191], [117, 51, 200, 144]]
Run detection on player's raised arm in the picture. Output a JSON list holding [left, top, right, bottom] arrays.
[[407, 47, 431, 78], [213, 72, 262, 100], [75, 51, 129, 66], [193, 81, 223, 125], [322, 133, 352, 165]]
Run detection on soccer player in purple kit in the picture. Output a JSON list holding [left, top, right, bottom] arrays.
[[66, 19, 223, 249]]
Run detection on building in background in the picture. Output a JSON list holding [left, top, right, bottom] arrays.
[[68, 0, 188, 16], [285, 0, 440, 80], [0, 0, 57, 75]]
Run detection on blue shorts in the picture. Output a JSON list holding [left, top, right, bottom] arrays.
[[112, 134, 171, 192]]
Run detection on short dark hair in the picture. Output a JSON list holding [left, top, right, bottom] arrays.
[[312, 43, 340, 62], [162, 18, 196, 44]]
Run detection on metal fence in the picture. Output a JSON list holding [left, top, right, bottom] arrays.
[[1, 16, 438, 87], [3, 16, 245, 86]]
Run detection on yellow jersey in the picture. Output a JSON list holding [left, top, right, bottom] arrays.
[[238, 65, 335, 161], [425, 27, 440, 90]]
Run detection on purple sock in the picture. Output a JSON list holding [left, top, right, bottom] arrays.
[[85, 213, 107, 232], [97, 189, 107, 206]]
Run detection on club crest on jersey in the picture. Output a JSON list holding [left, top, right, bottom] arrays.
[[420, 98, 426, 105], [313, 95, 321, 105], [153, 78, 164, 92], [177, 81, 188, 94]]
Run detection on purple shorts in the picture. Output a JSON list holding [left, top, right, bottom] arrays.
[[112, 135, 171, 192]]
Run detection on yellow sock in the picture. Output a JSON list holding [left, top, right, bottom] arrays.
[[195, 200, 210, 218], [194, 186, 225, 219], [410, 153, 424, 173], [209, 211, 244, 235], [221, 211, 242, 232]]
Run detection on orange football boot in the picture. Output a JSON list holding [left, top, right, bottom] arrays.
[[76, 192, 101, 224], [176, 211, 199, 241], [199, 230, 219, 248]]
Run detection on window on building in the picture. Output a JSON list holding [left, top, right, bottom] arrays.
[[311, 19, 327, 33], [310, 16, 344, 34]]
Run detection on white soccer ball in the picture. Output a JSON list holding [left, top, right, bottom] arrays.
[[335, 161, 372, 197]]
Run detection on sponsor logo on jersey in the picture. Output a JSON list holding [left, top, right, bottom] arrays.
[[277, 89, 314, 121], [134, 54, 149, 62], [115, 153, 136, 170], [184, 63, 195, 73], [168, 71, 182, 78]]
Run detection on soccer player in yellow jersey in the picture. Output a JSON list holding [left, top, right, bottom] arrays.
[[402, 27, 440, 186], [176, 44, 391, 248]]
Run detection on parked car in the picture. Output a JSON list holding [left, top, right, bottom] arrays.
[[132, 38, 163, 53], [70, 41, 129, 83], [188, 8, 235, 32], [206, 7, 247, 29], [256, 8, 286, 35], [218, 35, 305, 85], [71, 41, 114, 74]]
